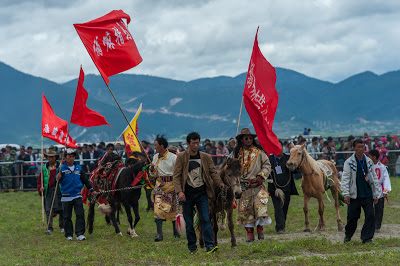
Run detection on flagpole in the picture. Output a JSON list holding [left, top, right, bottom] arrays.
[[105, 83, 151, 163], [113, 131, 124, 145], [236, 96, 244, 136], [41, 135, 45, 227]]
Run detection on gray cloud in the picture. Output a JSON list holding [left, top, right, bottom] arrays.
[[0, 0, 399, 83]]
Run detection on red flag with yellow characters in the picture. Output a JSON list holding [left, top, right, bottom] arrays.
[[122, 103, 142, 156]]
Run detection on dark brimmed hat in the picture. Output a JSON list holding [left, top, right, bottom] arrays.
[[65, 148, 77, 156], [236, 128, 257, 140], [45, 150, 59, 159]]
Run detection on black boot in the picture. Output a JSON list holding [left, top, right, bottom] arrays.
[[154, 220, 163, 242], [172, 221, 181, 238]]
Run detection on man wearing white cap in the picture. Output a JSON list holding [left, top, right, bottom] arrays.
[[56, 149, 97, 241]]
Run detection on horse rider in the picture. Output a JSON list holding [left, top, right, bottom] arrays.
[[149, 135, 180, 242], [233, 128, 272, 242], [268, 142, 298, 234], [173, 132, 223, 254], [37, 150, 64, 234]]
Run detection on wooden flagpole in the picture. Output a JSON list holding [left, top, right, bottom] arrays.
[[41, 136, 45, 227], [105, 83, 151, 163], [236, 96, 244, 136]]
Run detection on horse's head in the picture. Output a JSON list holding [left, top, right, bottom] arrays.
[[222, 158, 242, 199], [286, 143, 306, 171]]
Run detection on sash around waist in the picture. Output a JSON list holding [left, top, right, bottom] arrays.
[[159, 176, 173, 182]]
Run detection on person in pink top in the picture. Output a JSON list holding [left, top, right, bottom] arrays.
[[215, 141, 229, 166]]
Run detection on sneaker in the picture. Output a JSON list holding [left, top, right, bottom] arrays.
[[76, 235, 86, 241], [60, 228, 65, 233], [375, 228, 380, 233], [343, 236, 351, 243], [45, 230, 52, 235], [258, 233, 264, 240], [206, 246, 218, 254], [363, 239, 373, 244], [277, 230, 284, 234], [66, 236, 73, 241], [189, 249, 197, 255]]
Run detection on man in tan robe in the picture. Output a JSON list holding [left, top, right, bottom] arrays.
[[233, 128, 272, 242]]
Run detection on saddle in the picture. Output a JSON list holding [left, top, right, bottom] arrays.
[[316, 161, 335, 191]]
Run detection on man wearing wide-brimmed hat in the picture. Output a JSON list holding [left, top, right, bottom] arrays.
[[233, 128, 272, 242], [37, 150, 64, 234]]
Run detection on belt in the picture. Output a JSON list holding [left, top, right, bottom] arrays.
[[240, 179, 261, 190], [159, 176, 173, 182]]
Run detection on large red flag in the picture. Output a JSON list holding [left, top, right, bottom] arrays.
[[70, 67, 110, 127], [42, 94, 77, 148], [243, 27, 281, 155], [74, 10, 143, 84]]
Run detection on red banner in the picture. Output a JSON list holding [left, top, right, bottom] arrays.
[[42, 93, 77, 148], [243, 28, 281, 155], [71, 66, 110, 127], [74, 10, 143, 84]]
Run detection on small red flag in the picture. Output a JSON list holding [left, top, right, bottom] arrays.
[[70, 67, 110, 127], [243, 27, 281, 155], [42, 93, 77, 148], [74, 10, 143, 84]]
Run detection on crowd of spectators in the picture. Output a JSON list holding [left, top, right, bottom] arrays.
[[1, 131, 399, 192]]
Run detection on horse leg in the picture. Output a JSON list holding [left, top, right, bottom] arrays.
[[211, 210, 219, 246], [219, 211, 227, 231], [110, 203, 122, 236], [227, 208, 237, 248], [314, 195, 325, 232], [124, 202, 134, 237], [198, 220, 205, 248], [132, 200, 140, 231], [331, 185, 344, 231], [87, 201, 96, 235], [303, 194, 311, 232]]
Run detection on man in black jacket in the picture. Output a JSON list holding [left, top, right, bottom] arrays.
[[268, 144, 299, 234], [83, 144, 99, 174]]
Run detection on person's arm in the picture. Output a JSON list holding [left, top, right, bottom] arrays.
[[369, 163, 380, 202], [257, 151, 271, 180], [149, 156, 158, 178], [172, 154, 185, 201], [382, 167, 391, 193], [207, 155, 223, 187], [341, 161, 351, 203]]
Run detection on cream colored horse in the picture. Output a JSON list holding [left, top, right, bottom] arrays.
[[286, 143, 344, 232]]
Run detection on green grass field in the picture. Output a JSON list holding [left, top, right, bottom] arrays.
[[1, 178, 400, 265]]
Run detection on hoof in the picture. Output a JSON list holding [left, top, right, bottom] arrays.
[[117, 232, 123, 236], [338, 225, 344, 232], [219, 225, 226, 231], [303, 228, 311, 232], [314, 227, 325, 232]]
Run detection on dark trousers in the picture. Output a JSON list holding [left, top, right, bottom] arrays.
[[345, 197, 375, 242], [145, 187, 153, 209], [62, 197, 85, 238], [46, 210, 64, 231], [374, 197, 385, 230], [271, 191, 291, 232], [182, 184, 214, 251]]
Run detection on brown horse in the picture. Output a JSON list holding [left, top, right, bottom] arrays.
[[286, 143, 344, 232], [199, 158, 243, 248]]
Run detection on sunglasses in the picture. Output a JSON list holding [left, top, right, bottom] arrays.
[[243, 136, 253, 141]]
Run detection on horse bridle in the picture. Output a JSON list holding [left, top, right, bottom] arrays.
[[297, 150, 314, 176]]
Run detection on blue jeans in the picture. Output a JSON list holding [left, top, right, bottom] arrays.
[[182, 184, 214, 251]]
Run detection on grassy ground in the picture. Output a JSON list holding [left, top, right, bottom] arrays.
[[1, 178, 399, 265]]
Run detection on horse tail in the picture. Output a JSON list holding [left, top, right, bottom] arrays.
[[87, 201, 96, 235]]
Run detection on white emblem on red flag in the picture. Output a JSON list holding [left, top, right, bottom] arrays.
[[93, 36, 103, 56], [51, 127, 58, 136], [113, 26, 124, 45], [102, 31, 115, 51], [43, 124, 50, 134]]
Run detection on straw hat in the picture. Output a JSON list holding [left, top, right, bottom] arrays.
[[44, 150, 59, 159], [236, 128, 257, 141]]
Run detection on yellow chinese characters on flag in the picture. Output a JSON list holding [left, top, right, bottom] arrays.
[[122, 103, 142, 156]]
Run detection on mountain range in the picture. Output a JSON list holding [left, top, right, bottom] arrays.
[[0, 61, 399, 147]]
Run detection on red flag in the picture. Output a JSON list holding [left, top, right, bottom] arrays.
[[71, 67, 110, 127], [42, 94, 77, 148], [243, 27, 281, 155], [74, 10, 143, 84]]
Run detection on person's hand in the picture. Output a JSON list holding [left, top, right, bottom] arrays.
[[344, 196, 350, 205], [178, 191, 186, 202], [56, 172, 62, 181], [256, 175, 263, 185], [40, 187, 44, 193], [149, 164, 155, 172], [373, 198, 379, 205]]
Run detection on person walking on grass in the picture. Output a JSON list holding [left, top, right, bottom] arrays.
[[56, 149, 97, 241], [342, 139, 380, 244], [173, 132, 223, 254], [37, 150, 64, 234], [149, 134, 180, 242], [368, 149, 392, 233]]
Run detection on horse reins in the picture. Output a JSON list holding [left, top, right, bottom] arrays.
[[298, 151, 315, 176]]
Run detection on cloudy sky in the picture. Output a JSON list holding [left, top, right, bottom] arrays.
[[0, 0, 399, 83]]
